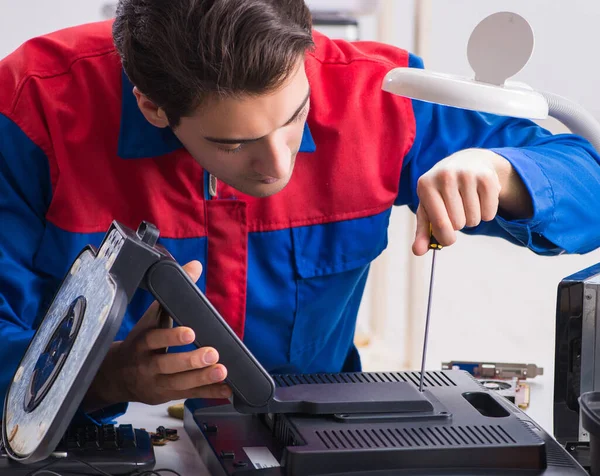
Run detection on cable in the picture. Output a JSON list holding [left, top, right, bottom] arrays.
[[25, 457, 113, 476], [25, 459, 67, 476], [24, 457, 182, 476], [68, 459, 114, 476], [132, 470, 182, 476], [144, 471, 182, 476]]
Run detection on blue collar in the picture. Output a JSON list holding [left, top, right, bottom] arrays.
[[118, 70, 316, 159]]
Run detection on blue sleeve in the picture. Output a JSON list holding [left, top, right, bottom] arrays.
[[0, 114, 127, 424], [396, 53, 600, 255]]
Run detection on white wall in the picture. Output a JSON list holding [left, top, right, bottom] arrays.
[[360, 0, 600, 434], [0, 1, 111, 58]]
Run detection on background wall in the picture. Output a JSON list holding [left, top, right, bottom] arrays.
[[0, 1, 110, 58]]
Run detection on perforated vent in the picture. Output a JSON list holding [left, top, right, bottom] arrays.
[[515, 418, 572, 467], [545, 440, 577, 468], [517, 417, 542, 435], [273, 372, 456, 389], [272, 415, 302, 447], [314, 425, 516, 450]]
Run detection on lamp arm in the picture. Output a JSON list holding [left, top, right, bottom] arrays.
[[541, 91, 600, 153]]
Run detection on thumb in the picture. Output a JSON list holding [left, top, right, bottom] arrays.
[[182, 260, 203, 283], [412, 205, 431, 256]]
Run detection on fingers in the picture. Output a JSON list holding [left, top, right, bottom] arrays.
[[139, 326, 195, 352], [136, 300, 162, 327], [457, 173, 481, 227], [151, 347, 219, 375], [414, 164, 501, 253], [416, 176, 456, 248], [438, 173, 466, 231], [413, 205, 431, 256], [478, 173, 501, 221], [157, 364, 228, 391], [176, 383, 233, 400]]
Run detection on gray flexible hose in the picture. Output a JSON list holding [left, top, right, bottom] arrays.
[[541, 91, 600, 153]]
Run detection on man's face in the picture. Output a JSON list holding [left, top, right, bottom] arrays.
[[172, 61, 310, 198]]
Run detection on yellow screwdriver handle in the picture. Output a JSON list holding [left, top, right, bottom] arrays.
[[429, 224, 443, 251]]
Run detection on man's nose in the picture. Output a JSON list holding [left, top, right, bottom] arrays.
[[253, 134, 291, 179]]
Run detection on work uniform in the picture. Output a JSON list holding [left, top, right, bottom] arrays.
[[1, 21, 599, 423]]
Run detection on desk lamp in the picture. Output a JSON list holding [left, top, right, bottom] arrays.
[[382, 11, 600, 151]]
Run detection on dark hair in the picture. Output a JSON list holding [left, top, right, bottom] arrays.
[[113, 0, 314, 127]]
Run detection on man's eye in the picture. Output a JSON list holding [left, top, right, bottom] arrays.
[[219, 144, 245, 154], [293, 106, 310, 123]]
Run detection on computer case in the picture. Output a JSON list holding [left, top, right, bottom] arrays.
[[185, 371, 588, 475], [554, 262, 600, 445]]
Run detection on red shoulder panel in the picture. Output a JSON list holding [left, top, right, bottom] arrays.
[[1, 21, 208, 239]]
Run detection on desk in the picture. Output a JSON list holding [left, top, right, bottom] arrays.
[[118, 376, 553, 476], [116, 401, 210, 476]]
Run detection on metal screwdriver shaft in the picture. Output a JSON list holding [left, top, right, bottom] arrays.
[[419, 227, 442, 393]]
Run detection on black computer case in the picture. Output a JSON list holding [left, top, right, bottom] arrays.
[[554, 263, 600, 446]]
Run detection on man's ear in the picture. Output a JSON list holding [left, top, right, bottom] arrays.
[[132, 87, 169, 128]]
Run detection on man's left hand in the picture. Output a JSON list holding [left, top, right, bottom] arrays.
[[412, 149, 533, 256]]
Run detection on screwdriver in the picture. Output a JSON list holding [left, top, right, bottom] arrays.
[[418, 225, 442, 392]]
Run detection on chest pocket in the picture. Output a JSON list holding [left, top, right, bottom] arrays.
[[289, 208, 391, 370]]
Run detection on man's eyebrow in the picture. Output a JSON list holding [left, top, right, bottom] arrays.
[[204, 88, 311, 145]]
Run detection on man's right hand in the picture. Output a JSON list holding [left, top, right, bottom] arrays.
[[83, 261, 232, 412]]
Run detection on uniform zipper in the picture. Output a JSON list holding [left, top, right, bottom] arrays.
[[209, 174, 218, 198], [203, 169, 218, 200]]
